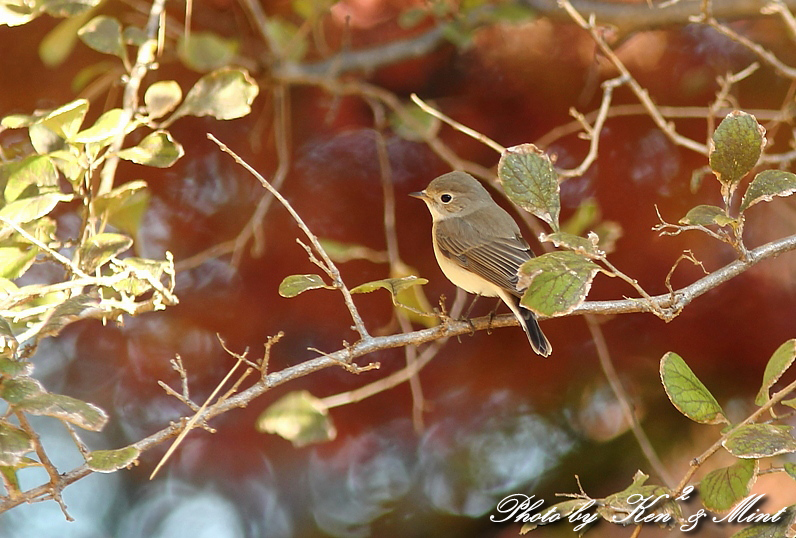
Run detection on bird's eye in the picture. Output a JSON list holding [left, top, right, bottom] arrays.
[[440, 193, 452, 203]]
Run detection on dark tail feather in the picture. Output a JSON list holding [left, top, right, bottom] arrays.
[[520, 307, 552, 357]]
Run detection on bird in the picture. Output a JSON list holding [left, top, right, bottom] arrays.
[[410, 171, 551, 357]]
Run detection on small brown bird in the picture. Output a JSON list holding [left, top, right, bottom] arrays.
[[411, 171, 551, 357]]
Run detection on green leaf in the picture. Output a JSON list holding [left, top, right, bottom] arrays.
[[318, 238, 388, 264], [178, 32, 239, 72], [517, 251, 600, 317], [0, 317, 18, 360], [78, 233, 133, 272], [350, 276, 428, 297], [116, 130, 184, 168], [43, 0, 102, 18], [2, 155, 59, 202], [699, 458, 758, 513], [723, 424, 796, 458], [0, 358, 31, 378], [0, 245, 37, 280], [498, 144, 560, 231], [278, 274, 332, 297], [78, 15, 124, 58], [256, 390, 336, 447], [263, 17, 307, 61], [38, 294, 100, 339], [170, 67, 259, 122], [0, 377, 45, 404], [71, 108, 127, 144], [144, 81, 183, 120], [740, 169, 796, 212], [36, 99, 89, 140], [709, 111, 765, 197], [0, 421, 33, 466], [389, 101, 440, 142], [541, 231, 603, 258], [398, 7, 428, 28], [785, 462, 796, 480], [86, 446, 140, 472], [92, 180, 149, 237], [38, 6, 96, 66], [115, 257, 172, 296], [0, 192, 71, 226], [755, 339, 796, 406], [679, 205, 736, 227], [729, 505, 796, 538], [291, 0, 334, 19], [16, 392, 108, 431], [660, 352, 728, 424]]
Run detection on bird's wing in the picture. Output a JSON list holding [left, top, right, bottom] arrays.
[[435, 217, 532, 295]]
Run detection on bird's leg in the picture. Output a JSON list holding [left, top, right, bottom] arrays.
[[486, 298, 501, 334], [462, 294, 480, 336]]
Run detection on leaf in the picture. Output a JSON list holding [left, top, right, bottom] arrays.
[[256, 390, 336, 447], [278, 274, 332, 297], [0, 245, 37, 280], [740, 169, 796, 212], [350, 276, 428, 297], [729, 505, 796, 538], [78, 15, 125, 58], [785, 462, 796, 480], [2, 155, 60, 202], [116, 130, 184, 168], [144, 81, 182, 120], [0, 192, 71, 226], [498, 143, 560, 231], [660, 352, 728, 424], [38, 6, 96, 66], [38, 294, 101, 339], [699, 458, 758, 513], [540, 231, 603, 258], [263, 17, 307, 61], [389, 101, 440, 142], [86, 446, 140, 472], [679, 205, 736, 227], [170, 67, 259, 122], [91, 180, 150, 237], [0, 358, 31, 378], [116, 257, 172, 296], [318, 238, 388, 264], [0, 421, 33, 466], [0, 377, 45, 404], [78, 232, 133, 272], [517, 251, 600, 317], [0, 317, 18, 360], [178, 32, 239, 72], [755, 339, 796, 406], [71, 108, 127, 144], [36, 99, 89, 140], [43, 0, 101, 18], [15, 392, 108, 431], [709, 111, 765, 196], [723, 424, 796, 458]]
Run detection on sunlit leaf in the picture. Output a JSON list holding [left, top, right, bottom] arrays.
[[0, 421, 33, 466], [318, 238, 388, 264], [78, 233, 133, 272], [0, 358, 30, 378], [38, 294, 100, 339], [350, 275, 428, 296], [71, 108, 127, 144], [16, 392, 108, 431], [498, 143, 560, 231], [144, 81, 182, 120], [0, 376, 46, 404], [36, 99, 89, 140], [178, 32, 238, 72], [541, 231, 603, 258], [2, 155, 59, 202], [709, 111, 765, 198], [116, 130, 184, 168], [256, 390, 336, 447], [0, 1, 39, 26], [723, 424, 796, 458], [679, 205, 736, 227], [0, 245, 38, 280], [785, 462, 796, 480], [700, 458, 758, 513], [740, 170, 796, 212], [92, 180, 149, 237], [660, 352, 727, 424], [596, 471, 681, 527], [78, 15, 124, 58], [43, 0, 102, 17], [0, 192, 71, 227], [278, 274, 332, 297], [86, 446, 140, 472], [0, 317, 20, 361], [755, 339, 796, 406], [170, 67, 259, 122], [116, 257, 172, 296], [39, 6, 96, 66], [518, 251, 600, 317]]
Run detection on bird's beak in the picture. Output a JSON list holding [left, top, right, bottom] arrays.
[[409, 190, 428, 200]]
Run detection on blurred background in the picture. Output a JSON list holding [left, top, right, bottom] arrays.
[[2, 0, 796, 536]]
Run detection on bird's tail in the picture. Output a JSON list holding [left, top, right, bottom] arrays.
[[501, 292, 552, 357]]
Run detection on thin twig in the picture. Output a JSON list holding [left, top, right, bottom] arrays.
[[207, 133, 370, 340]]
